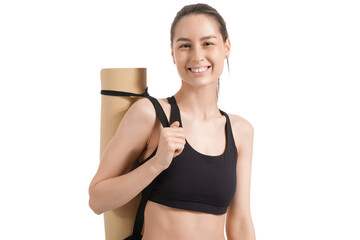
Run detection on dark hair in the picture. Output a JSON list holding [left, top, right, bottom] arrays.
[[170, 3, 230, 101]]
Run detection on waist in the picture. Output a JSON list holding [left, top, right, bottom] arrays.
[[144, 200, 226, 240]]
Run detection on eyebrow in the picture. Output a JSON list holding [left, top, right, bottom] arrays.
[[176, 35, 217, 43]]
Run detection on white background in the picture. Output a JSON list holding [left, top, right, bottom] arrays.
[[1, 0, 359, 239]]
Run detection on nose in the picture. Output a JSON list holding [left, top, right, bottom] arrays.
[[190, 45, 205, 63]]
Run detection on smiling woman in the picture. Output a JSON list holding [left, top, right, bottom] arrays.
[[88, 3, 255, 240], [170, 8, 231, 102]]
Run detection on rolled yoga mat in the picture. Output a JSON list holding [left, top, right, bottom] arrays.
[[100, 68, 148, 240]]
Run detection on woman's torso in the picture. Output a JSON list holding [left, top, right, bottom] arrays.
[[142, 201, 226, 240], [137, 97, 236, 240]]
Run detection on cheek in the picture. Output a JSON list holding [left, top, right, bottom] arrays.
[[175, 52, 187, 64], [212, 53, 225, 69], [213, 47, 224, 58], [209, 47, 224, 61]]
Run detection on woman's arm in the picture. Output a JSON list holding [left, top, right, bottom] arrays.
[[225, 115, 256, 240], [88, 98, 165, 215], [89, 155, 164, 215]]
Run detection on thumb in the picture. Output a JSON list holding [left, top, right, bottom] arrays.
[[170, 121, 180, 127]]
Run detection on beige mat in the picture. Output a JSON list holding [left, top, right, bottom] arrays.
[[100, 68, 148, 240]]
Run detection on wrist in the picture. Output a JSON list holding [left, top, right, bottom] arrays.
[[149, 156, 166, 174]]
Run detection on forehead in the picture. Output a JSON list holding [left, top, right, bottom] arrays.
[[174, 14, 221, 40]]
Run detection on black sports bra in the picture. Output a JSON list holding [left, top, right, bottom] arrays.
[[140, 95, 238, 215]]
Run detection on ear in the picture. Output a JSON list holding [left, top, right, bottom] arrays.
[[170, 43, 175, 63], [224, 37, 231, 58]]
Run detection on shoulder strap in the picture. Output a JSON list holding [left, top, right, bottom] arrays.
[[100, 88, 167, 239], [126, 97, 172, 239], [100, 88, 169, 128], [167, 95, 183, 127], [145, 96, 170, 128], [101, 86, 150, 97]]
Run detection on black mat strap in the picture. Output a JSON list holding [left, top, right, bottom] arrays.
[[101, 87, 150, 97]]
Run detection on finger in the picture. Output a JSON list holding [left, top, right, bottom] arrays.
[[174, 142, 185, 152], [169, 132, 185, 139], [171, 137, 186, 146], [170, 121, 180, 127]]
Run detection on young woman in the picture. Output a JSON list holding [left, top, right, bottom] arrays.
[[89, 3, 255, 240]]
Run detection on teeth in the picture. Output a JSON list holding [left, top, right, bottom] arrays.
[[190, 67, 208, 73]]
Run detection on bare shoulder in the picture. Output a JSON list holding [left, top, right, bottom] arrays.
[[134, 96, 171, 122], [130, 96, 170, 141], [130, 97, 156, 116], [227, 113, 254, 148], [123, 97, 160, 144]]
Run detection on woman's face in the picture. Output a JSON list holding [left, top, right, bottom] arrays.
[[171, 14, 231, 87]]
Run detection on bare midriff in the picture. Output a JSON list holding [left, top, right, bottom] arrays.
[[142, 200, 227, 240]]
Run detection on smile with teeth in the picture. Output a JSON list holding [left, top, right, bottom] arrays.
[[189, 66, 210, 73]]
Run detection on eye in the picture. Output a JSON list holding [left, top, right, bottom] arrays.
[[204, 42, 214, 46], [179, 44, 190, 48]]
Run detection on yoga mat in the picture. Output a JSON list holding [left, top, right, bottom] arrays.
[[100, 68, 147, 240]]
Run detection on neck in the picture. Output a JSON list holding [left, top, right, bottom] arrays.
[[174, 81, 220, 121]]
